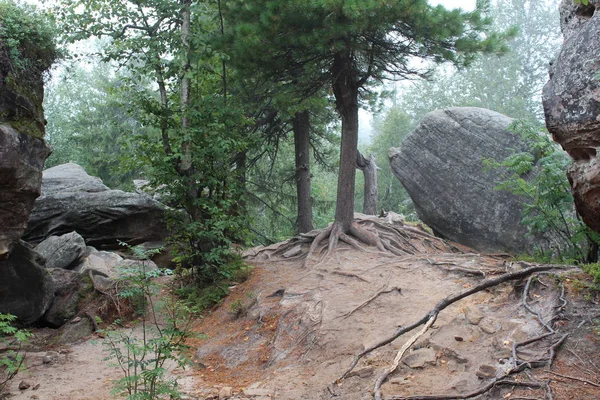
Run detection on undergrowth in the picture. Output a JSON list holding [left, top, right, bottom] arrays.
[[174, 255, 253, 313], [0, 313, 31, 397]]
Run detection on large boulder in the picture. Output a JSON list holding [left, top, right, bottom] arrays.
[[0, 241, 54, 324], [390, 107, 534, 253], [0, 124, 51, 258], [41, 268, 87, 328], [542, 0, 600, 232], [35, 231, 86, 269], [24, 163, 169, 249]]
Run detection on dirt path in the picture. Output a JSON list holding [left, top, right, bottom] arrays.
[[4, 225, 600, 400]]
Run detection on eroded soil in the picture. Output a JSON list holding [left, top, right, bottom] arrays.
[[4, 222, 600, 400]]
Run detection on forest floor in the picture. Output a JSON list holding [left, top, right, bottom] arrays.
[[4, 219, 600, 400]]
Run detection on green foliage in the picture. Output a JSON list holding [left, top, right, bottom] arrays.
[[55, 0, 253, 280], [44, 62, 146, 188], [0, 0, 59, 78], [102, 245, 194, 400], [583, 263, 600, 283], [483, 120, 599, 262], [246, 128, 339, 243], [393, 0, 560, 122], [0, 313, 32, 395]]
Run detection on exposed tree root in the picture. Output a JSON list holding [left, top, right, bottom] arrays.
[[335, 264, 576, 400], [544, 370, 600, 388], [374, 314, 436, 400], [389, 379, 547, 400], [331, 270, 370, 283], [425, 258, 487, 277], [248, 215, 459, 268], [340, 286, 402, 320]]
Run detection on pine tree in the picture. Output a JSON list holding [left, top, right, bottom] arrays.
[[227, 0, 508, 250]]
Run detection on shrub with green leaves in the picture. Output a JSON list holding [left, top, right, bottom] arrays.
[[484, 120, 600, 263], [0, 0, 58, 77], [101, 244, 194, 400], [0, 313, 32, 395]]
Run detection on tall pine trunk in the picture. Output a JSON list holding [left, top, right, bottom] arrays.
[[293, 110, 314, 233], [331, 52, 359, 232]]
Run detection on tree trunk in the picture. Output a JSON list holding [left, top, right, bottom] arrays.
[[357, 152, 378, 215], [331, 52, 360, 232], [293, 110, 314, 233], [179, 0, 192, 172]]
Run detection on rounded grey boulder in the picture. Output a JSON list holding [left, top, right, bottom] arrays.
[[35, 231, 86, 269], [389, 107, 534, 254]]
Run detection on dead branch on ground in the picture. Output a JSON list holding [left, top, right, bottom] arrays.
[[340, 286, 402, 320]]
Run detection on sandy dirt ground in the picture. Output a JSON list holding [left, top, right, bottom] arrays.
[[4, 222, 600, 400]]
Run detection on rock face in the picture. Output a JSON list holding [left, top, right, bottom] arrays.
[[390, 107, 533, 253], [25, 163, 169, 249], [542, 0, 600, 232], [0, 242, 54, 324], [0, 29, 53, 323], [35, 231, 86, 269], [41, 268, 86, 328], [0, 124, 51, 258]]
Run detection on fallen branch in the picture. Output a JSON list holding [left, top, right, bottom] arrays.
[[374, 315, 436, 400], [337, 264, 574, 383], [341, 286, 402, 320], [544, 370, 600, 388]]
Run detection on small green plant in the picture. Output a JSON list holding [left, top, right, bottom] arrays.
[[483, 120, 600, 263], [0, 313, 32, 395], [229, 299, 245, 319], [101, 244, 194, 399], [583, 263, 600, 283]]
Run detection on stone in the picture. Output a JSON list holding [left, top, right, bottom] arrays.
[[282, 245, 303, 259], [542, 0, 600, 233], [0, 30, 52, 258], [0, 124, 50, 258], [475, 364, 497, 379], [465, 307, 484, 325], [51, 317, 93, 344], [0, 241, 54, 324], [345, 366, 375, 378], [402, 348, 437, 369], [25, 163, 168, 249], [35, 231, 86, 269], [42, 351, 59, 364], [219, 386, 233, 399], [479, 318, 501, 334], [389, 107, 538, 253], [242, 388, 273, 397], [447, 360, 467, 373], [41, 268, 86, 328], [18, 380, 31, 390]]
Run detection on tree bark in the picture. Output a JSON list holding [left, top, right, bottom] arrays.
[[357, 152, 378, 215], [179, 0, 192, 173], [293, 110, 314, 233], [331, 52, 360, 231]]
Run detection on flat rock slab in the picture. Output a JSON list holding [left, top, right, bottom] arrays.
[[402, 348, 437, 369]]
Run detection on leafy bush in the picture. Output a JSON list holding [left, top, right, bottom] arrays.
[[0, 0, 59, 77], [0, 313, 31, 395], [102, 245, 194, 400], [484, 120, 600, 262]]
